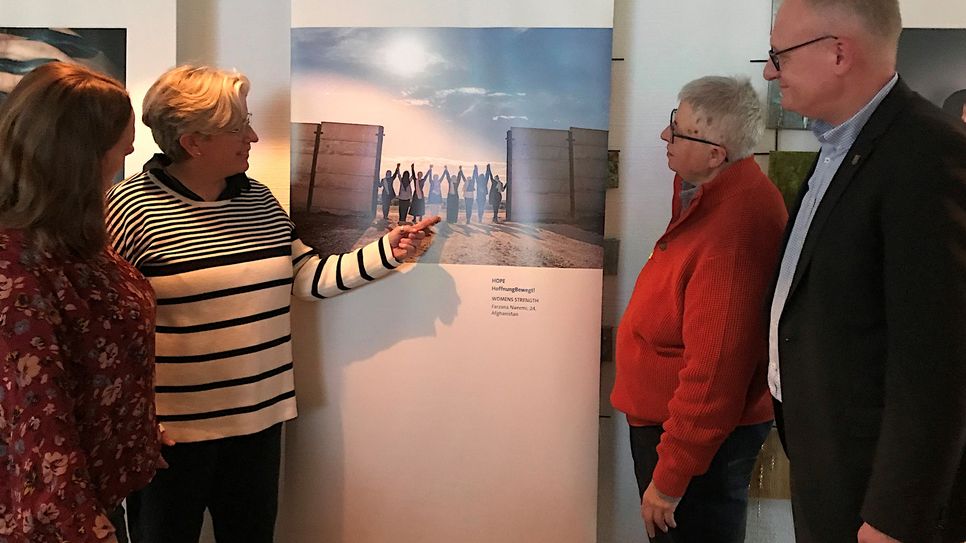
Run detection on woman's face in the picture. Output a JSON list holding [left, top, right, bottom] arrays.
[[196, 96, 259, 177], [659, 101, 722, 182], [101, 111, 135, 190]]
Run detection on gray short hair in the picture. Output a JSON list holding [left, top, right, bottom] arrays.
[[804, 0, 902, 49], [142, 65, 250, 161], [678, 76, 763, 161]]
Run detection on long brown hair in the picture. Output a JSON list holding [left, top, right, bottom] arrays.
[[0, 61, 132, 258]]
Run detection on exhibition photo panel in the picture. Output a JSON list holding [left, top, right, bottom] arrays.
[[281, 2, 612, 542], [291, 26, 611, 268]]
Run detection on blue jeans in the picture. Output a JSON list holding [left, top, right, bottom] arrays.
[[629, 421, 772, 543]]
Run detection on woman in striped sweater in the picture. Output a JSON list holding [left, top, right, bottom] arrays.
[[106, 65, 437, 543]]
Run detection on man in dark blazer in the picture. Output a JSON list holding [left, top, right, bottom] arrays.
[[763, 0, 966, 542]]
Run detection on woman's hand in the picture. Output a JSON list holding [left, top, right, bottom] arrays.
[[388, 216, 440, 261], [641, 481, 681, 539], [156, 423, 176, 469], [159, 423, 176, 446]]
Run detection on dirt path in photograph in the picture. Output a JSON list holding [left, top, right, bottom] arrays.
[[292, 210, 603, 269]]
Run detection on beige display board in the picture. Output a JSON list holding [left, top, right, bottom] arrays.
[[0, 1, 176, 179], [278, 1, 613, 542]]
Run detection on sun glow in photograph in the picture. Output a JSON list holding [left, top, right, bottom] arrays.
[[291, 26, 613, 268]]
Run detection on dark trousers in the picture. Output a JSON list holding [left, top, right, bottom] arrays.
[[128, 423, 282, 543], [629, 421, 771, 543], [446, 194, 459, 223], [381, 194, 392, 219], [108, 505, 129, 543], [397, 199, 411, 223]]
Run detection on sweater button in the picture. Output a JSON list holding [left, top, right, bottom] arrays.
[[783, 337, 792, 343], [657, 242, 668, 251]]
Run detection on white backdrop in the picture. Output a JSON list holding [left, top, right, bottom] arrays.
[[279, 2, 612, 542]]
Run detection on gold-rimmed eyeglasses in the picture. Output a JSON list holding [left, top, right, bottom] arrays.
[[227, 112, 253, 134]]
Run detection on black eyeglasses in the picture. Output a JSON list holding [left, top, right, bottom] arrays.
[[669, 109, 728, 161], [768, 35, 837, 71]]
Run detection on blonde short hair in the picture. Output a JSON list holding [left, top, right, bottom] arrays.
[[0, 61, 131, 257], [142, 65, 250, 161], [678, 76, 764, 161]]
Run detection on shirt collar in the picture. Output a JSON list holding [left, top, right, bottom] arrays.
[[143, 153, 251, 201], [811, 73, 899, 148]]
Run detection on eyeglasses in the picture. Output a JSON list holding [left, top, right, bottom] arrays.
[[768, 35, 837, 71], [669, 109, 728, 161], [227, 112, 253, 134]]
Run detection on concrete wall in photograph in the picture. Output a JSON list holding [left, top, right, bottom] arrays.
[[507, 126, 608, 228], [572, 127, 608, 234], [291, 121, 383, 215], [508, 127, 571, 222]]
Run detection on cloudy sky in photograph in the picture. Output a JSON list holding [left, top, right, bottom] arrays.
[[292, 27, 612, 175]]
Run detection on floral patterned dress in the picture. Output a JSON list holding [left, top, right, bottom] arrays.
[[0, 230, 161, 542]]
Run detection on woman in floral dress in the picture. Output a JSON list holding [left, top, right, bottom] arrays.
[[0, 62, 162, 542]]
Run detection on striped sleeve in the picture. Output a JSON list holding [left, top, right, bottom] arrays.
[[291, 234, 401, 300]]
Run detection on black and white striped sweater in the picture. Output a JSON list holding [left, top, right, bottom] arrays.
[[106, 170, 400, 442]]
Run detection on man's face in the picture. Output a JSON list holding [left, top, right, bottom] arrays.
[[961, 103, 966, 124], [763, 0, 839, 120]]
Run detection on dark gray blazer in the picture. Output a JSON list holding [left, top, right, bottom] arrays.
[[774, 79, 966, 543]]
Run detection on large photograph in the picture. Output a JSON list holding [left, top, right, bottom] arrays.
[[0, 27, 126, 104], [291, 27, 612, 268]]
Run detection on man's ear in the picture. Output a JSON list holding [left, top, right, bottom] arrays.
[[831, 37, 856, 75]]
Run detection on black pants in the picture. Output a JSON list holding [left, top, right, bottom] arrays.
[[108, 504, 128, 543], [128, 423, 282, 543], [446, 194, 459, 223], [381, 194, 392, 219], [398, 199, 411, 223], [629, 421, 771, 543]]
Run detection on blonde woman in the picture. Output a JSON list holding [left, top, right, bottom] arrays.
[[106, 65, 436, 543]]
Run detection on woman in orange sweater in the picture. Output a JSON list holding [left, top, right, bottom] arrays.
[[610, 76, 788, 543]]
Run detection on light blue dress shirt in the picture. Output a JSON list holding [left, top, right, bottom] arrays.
[[768, 74, 898, 402]]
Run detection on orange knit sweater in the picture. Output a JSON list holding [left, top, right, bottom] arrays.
[[610, 157, 788, 497]]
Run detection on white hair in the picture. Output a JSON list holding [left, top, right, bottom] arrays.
[[678, 76, 764, 161]]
